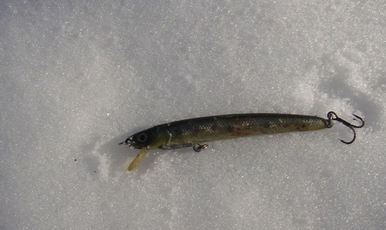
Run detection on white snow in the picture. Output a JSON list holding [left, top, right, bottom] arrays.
[[1, 0, 385, 229]]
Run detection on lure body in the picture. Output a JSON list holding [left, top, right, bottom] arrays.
[[125, 113, 331, 151], [158, 113, 330, 149], [121, 112, 363, 171]]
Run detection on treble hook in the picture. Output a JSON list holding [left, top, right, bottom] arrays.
[[327, 111, 365, 144]]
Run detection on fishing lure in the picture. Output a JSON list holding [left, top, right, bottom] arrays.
[[120, 111, 364, 171]]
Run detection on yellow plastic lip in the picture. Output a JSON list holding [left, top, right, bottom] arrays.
[[127, 148, 148, 171]]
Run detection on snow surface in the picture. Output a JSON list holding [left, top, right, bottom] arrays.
[[1, 1, 385, 229]]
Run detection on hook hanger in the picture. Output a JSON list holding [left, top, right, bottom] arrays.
[[327, 111, 365, 144]]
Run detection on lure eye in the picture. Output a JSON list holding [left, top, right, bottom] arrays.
[[136, 132, 148, 143]]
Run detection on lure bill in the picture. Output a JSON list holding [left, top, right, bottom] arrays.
[[120, 111, 364, 171], [127, 148, 147, 171]]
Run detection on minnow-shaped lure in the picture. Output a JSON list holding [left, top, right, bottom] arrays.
[[120, 111, 364, 171]]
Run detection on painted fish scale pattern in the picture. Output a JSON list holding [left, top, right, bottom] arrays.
[[164, 114, 329, 148]]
